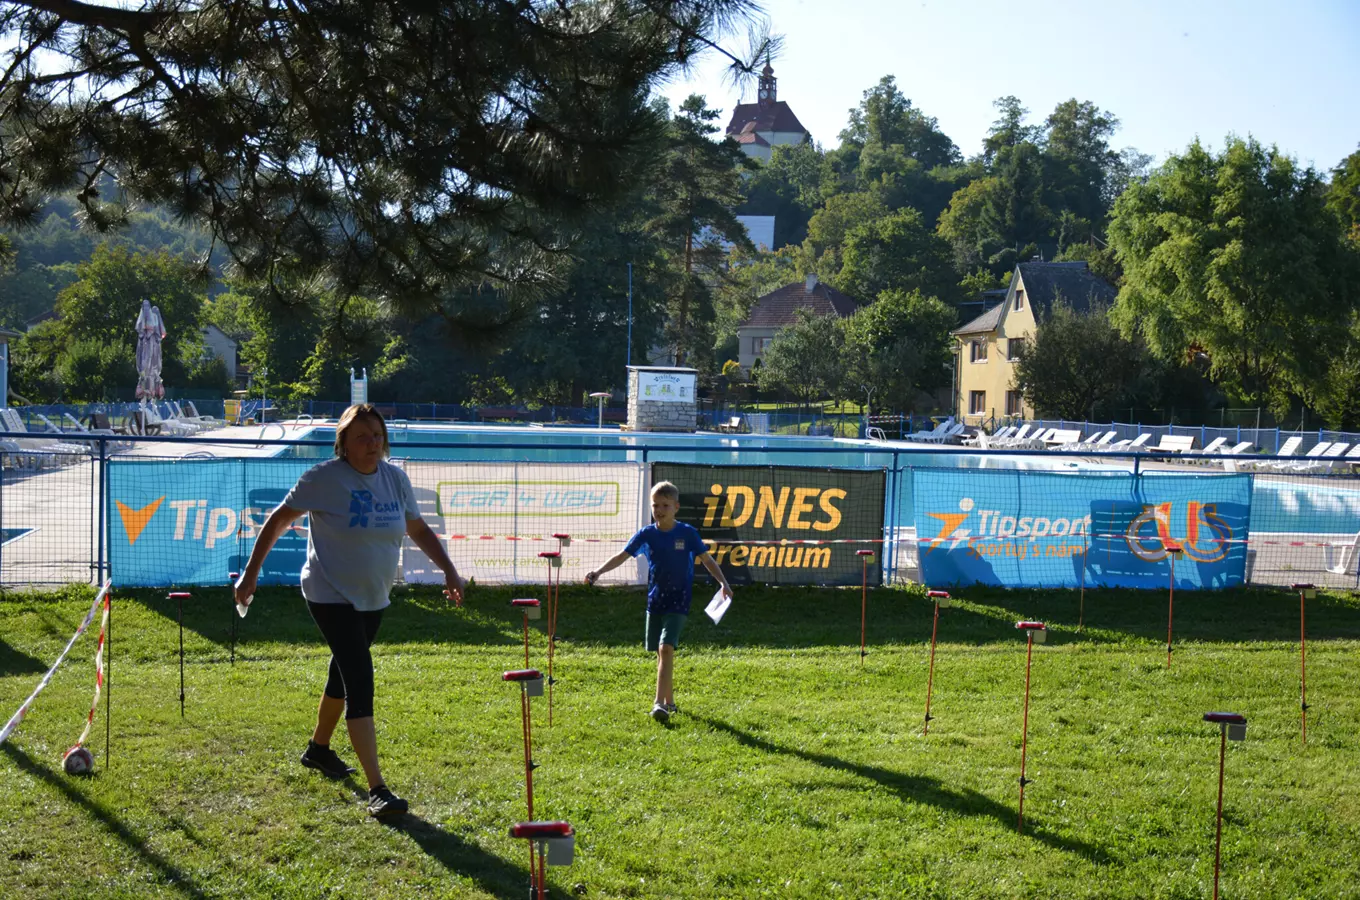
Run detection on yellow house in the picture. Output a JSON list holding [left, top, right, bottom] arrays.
[[952, 261, 1118, 426]]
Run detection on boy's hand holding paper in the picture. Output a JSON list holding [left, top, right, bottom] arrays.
[[705, 587, 732, 624]]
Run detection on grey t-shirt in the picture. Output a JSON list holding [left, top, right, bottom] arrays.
[[283, 457, 421, 610]]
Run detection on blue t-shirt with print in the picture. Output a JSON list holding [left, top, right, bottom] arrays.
[[624, 521, 708, 614]]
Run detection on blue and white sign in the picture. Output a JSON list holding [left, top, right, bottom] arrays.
[[913, 469, 1251, 589], [109, 458, 313, 586], [637, 371, 695, 403]]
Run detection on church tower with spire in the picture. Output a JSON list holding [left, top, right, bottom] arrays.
[[756, 61, 776, 107], [725, 61, 809, 164]]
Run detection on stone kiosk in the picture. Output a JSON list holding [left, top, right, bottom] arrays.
[[626, 366, 697, 432]]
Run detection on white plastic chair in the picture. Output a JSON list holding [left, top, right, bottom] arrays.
[[0, 409, 90, 461]]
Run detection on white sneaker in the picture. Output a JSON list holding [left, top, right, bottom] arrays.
[[650, 703, 670, 724]]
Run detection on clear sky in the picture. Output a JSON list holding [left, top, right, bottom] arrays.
[[660, 0, 1360, 172]]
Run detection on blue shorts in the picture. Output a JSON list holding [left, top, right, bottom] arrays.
[[645, 611, 687, 651]]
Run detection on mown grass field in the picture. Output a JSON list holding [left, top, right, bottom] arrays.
[[2, 581, 1358, 899]]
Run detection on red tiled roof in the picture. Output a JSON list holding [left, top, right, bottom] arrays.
[[726, 101, 807, 138], [740, 279, 859, 328], [732, 131, 770, 146]]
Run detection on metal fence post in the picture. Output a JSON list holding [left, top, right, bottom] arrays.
[[97, 437, 107, 584], [889, 451, 901, 582]]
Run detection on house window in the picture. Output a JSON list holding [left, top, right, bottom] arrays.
[[969, 391, 987, 415], [1006, 390, 1023, 416], [969, 339, 988, 362], [1008, 337, 1026, 361], [1014, 289, 1025, 311], [753, 337, 772, 355]]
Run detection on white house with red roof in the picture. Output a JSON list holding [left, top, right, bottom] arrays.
[[737, 274, 859, 370]]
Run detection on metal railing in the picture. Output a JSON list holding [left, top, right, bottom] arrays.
[[1, 431, 1357, 591]]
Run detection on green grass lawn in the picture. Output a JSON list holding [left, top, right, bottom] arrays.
[[3, 581, 1359, 899]]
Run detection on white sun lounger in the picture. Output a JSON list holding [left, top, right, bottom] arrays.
[[1277, 442, 1350, 474], [992, 424, 1034, 448], [1261, 440, 1329, 472]]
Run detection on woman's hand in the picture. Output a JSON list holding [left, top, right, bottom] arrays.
[[234, 571, 257, 609], [443, 571, 467, 608]]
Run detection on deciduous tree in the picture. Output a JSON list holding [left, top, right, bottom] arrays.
[[1014, 303, 1149, 420], [1108, 137, 1358, 412], [842, 288, 954, 414], [759, 309, 844, 406]]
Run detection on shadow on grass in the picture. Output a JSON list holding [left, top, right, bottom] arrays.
[[122, 585, 514, 653], [1, 743, 209, 899], [0, 636, 47, 676], [384, 814, 550, 900], [976, 584, 1360, 646], [694, 715, 1112, 864]]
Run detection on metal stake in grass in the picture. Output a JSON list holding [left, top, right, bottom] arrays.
[[1164, 541, 1183, 668], [1203, 712, 1248, 900], [550, 533, 570, 653], [1291, 583, 1316, 744], [1015, 620, 1047, 833], [504, 668, 545, 875], [538, 550, 563, 724], [923, 590, 950, 734], [169, 591, 192, 716], [509, 820, 576, 900], [511, 599, 542, 668], [857, 549, 875, 665]]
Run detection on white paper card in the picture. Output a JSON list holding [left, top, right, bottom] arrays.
[[234, 576, 252, 618], [705, 588, 731, 624]]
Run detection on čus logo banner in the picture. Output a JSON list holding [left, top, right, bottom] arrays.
[[913, 469, 1250, 590], [650, 463, 886, 586]]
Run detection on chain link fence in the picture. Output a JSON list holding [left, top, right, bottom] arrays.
[[2, 432, 1357, 591]]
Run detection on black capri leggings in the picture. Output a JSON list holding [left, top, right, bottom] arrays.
[[307, 601, 384, 720]]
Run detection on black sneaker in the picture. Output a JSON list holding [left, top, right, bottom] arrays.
[[300, 741, 356, 780], [664, 702, 679, 716], [650, 703, 670, 724], [367, 785, 409, 818]]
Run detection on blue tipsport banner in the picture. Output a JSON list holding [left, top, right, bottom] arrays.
[[913, 469, 1251, 589], [109, 458, 315, 587]]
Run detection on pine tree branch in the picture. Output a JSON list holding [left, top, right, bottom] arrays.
[[8, 0, 171, 35]]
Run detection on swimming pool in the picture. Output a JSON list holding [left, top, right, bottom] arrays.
[[280, 424, 1069, 469]]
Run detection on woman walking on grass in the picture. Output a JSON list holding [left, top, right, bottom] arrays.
[[234, 404, 465, 818]]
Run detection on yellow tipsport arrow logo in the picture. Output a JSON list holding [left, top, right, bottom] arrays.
[[115, 497, 165, 545]]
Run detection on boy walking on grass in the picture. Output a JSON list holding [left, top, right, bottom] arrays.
[[585, 481, 733, 724]]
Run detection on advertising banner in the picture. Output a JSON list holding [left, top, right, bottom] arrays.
[[401, 461, 646, 585], [109, 458, 314, 586], [650, 463, 887, 586], [913, 469, 1251, 589]]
